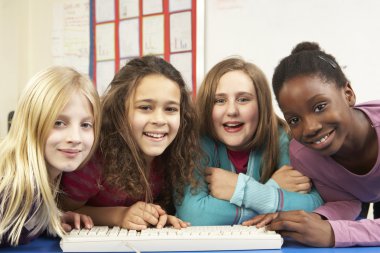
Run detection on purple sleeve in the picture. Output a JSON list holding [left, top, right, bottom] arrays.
[[314, 200, 361, 220], [330, 218, 380, 247], [290, 142, 361, 220]]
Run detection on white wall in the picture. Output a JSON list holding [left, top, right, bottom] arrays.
[[0, 0, 53, 138], [204, 0, 380, 114], [2, 0, 380, 138]]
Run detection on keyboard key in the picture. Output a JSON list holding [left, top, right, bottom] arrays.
[[60, 225, 283, 252]]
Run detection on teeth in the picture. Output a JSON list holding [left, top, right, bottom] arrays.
[[145, 132, 165, 138], [224, 123, 240, 127], [315, 134, 329, 144]]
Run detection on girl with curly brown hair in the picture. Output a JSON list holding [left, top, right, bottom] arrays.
[[59, 56, 201, 230]]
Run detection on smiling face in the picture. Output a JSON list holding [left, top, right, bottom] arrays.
[[129, 74, 181, 164], [45, 92, 95, 179], [278, 75, 355, 156], [211, 70, 259, 151]]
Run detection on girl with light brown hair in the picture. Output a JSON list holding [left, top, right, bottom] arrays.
[[176, 57, 323, 225]]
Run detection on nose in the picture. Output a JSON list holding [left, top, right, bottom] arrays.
[[226, 101, 238, 117], [67, 125, 81, 144], [302, 115, 322, 138], [151, 109, 166, 126]]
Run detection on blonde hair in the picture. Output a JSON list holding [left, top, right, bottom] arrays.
[[0, 66, 101, 245], [196, 57, 289, 183]]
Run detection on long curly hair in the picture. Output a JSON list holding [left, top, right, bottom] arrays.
[[99, 56, 201, 210]]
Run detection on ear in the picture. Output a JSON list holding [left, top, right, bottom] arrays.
[[343, 82, 356, 107]]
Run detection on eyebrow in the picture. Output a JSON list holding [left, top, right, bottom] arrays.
[[135, 98, 180, 105], [215, 92, 255, 97], [306, 94, 326, 103], [57, 114, 94, 121], [281, 94, 327, 116], [282, 111, 295, 118]]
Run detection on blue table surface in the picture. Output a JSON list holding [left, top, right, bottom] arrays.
[[2, 236, 380, 253]]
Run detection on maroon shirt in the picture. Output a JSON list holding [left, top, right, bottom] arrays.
[[227, 149, 250, 174], [61, 153, 164, 207]]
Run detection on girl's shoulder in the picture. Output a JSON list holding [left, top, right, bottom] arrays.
[[200, 135, 215, 144], [200, 135, 218, 147], [355, 100, 380, 127], [200, 135, 222, 157]]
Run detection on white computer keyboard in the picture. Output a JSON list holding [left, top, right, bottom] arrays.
[[60, 225, 283, 252]]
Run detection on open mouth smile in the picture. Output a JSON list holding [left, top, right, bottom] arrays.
[[308, 129, 334, 145], [314, 133, 330, 144], [222, 122, 244, 133], [223, 122, 244, 129], [144, 132, 167, 139]]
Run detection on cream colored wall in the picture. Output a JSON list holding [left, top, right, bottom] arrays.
[[0, 0, 53, 138]]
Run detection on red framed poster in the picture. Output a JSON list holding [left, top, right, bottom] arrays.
[[90, 0, 196, 96]]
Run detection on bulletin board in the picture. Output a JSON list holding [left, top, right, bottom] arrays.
[[90, 0, 197, 96]]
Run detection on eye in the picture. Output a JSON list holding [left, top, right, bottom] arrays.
[[166, 106, 179, 113], [138, 105, 152, 111], [214, 98, 226, 104], [315, 103, 326, 112], [81, 122, 93, 129], [287, 117, 299, 126], [54, 120, 66, 128], [237, 97, 250, 103]]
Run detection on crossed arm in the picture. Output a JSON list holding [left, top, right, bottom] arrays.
[[205, 165, 313, 201], [176, 164, 323, 225]]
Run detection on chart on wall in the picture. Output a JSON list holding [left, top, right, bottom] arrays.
[[90, 0, 196, 95], [52, 0, 90, 74]]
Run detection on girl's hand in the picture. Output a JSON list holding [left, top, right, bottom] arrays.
[[271, 165, 311, 193], [205, 167, 238, 200], [156, 215, 190, 229], [120, 201, 166, 230], [61, 211, 93, 232], [267, 210, 334, 247], [242, 213, 279, 228]]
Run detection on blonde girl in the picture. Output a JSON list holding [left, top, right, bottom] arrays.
[[0, 66, 100, 246]]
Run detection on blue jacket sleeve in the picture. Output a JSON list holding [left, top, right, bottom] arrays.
[[230, 176, 323, 213], [230, 131, 324, 213], [175, 136, 256, 225], [279, 187, 324, 211], [175, 181, 255, 225]]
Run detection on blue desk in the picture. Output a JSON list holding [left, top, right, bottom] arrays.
[[2, 236, 380, 253]]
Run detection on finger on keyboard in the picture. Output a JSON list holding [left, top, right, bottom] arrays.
[[124, 221, 147, 231], [61, 223, 72, 232], [156, 214, 167, 229], [167, 215, 182, 229], [179, 219, 190, 228]]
